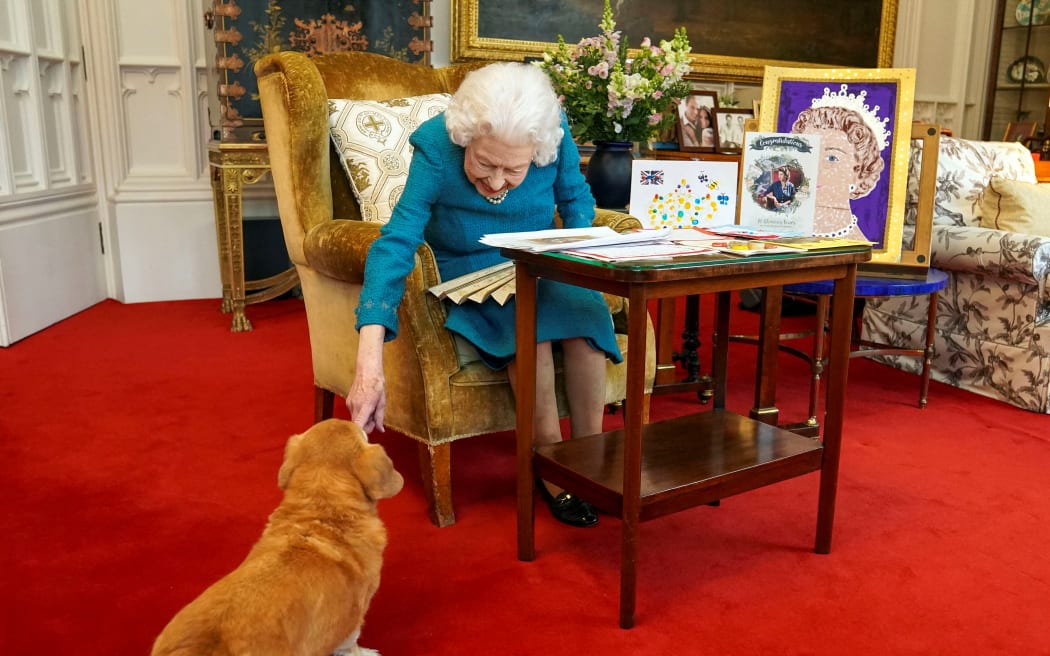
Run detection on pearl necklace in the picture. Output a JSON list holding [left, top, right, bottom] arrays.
[[484, 189, 509, 205]]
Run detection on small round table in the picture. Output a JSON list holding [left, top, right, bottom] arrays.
[[783, 267, 950, 425]]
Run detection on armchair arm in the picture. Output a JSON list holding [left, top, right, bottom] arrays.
[[593, 208, 642, 233], [303, 220, 380, 284], [931, 224, 1050, 290], [302, 218, 460, 417]]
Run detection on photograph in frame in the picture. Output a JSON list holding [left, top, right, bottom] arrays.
[[758, 66, 915, 264], [676, 90, 719, 152], [714, 108, 755, 154]]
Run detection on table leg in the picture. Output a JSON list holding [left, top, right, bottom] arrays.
[[210, 166, 233, 314], [671, 295, 701, 382], [815, 267, 857, 554], [619, 284, 649, 629], [218, 167, 251, 332], [653, 296, 712, 399], [752, 285, 783, 425], [711, 291, 731, 410], [806, 295, 830, 427], [654, 299, 677, 387], [515, 263, 538, 562]]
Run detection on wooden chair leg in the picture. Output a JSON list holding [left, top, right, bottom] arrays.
[[919, 291, 939, 409], [418, 441, 455, 527], [314, 386, 335, 422]]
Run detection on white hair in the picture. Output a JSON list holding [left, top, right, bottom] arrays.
[[445, 62, 564, 166]]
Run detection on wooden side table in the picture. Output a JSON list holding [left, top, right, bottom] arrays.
[[507, 245, 870, 628], [208, 141, 299, 332]]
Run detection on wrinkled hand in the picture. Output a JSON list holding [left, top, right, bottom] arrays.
[[348, 367, 386, 434], [348, 324, 387, 434]]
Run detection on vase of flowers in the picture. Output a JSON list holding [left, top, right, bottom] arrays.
[[538, 0, 692, 208]]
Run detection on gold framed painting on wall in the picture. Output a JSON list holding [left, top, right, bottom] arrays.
[[759, 66, 916, 265], [451, 0, 898, 82]]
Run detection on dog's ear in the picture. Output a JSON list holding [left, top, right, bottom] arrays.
[[352, 443, 404, 501], [277, 432, 305, 490]]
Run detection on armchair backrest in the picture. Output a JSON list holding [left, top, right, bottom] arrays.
[[255, 51, 485, 263], [906, 135, 1037, 229]]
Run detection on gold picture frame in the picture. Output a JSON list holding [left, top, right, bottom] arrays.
[[451, 0, 898, 82], [759, 66, 916, 265]]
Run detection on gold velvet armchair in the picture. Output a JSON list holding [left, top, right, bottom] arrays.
[[255, 50, 655, 527]]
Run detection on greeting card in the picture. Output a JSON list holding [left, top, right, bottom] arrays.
[[627, 159, 739, 229], [737, 131, 821, 235]]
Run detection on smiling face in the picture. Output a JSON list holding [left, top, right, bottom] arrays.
[[806, 127, 854, 210], [463, 136, 534, 199]]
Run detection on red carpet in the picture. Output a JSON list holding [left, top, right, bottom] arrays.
[[2, 297, 1049, 655]]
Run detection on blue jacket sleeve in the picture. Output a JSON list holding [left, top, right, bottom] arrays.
[[354, 123, 445, 340], [551, 114, 596, 230]]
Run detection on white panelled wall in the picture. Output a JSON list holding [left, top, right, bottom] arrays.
[[0, 0, 103, 346], [0, 0, 999, 345]]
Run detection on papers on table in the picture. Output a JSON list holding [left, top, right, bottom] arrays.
[[480, 226, 674, 252]]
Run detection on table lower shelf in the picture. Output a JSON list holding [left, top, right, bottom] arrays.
[[534, 409, 824, 522]]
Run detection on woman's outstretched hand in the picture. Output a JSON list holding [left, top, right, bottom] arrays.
[[347, 324, 387, 434]]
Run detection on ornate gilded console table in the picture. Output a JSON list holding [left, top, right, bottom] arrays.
[[208, 141, 299, 332]]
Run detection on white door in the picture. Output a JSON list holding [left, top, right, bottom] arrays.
[[0, 0, 105, 346]]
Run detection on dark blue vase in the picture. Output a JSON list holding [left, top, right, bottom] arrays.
[[585, 140, 633, 210]]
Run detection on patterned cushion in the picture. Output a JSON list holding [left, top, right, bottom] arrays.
[[922, 136, 1037, 227], [977, 176, 1050, 237], [328, 93, 451, 223]]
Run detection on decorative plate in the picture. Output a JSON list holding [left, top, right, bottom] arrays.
[[1016, 0, 1050, 25], [1008, 55, 1046, 83]]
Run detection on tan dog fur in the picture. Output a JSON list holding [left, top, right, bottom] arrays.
[[151, 419, 404, 656]]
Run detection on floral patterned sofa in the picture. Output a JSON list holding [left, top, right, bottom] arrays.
[[862, 136, 1050, 413]]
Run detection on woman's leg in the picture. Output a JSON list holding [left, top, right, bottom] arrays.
[[506, 340, 562, 447], [561, 337, 607, 438], [508, 339, 601, 527]]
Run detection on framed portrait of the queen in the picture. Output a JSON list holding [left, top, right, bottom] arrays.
[[758, 67, 915, 264]]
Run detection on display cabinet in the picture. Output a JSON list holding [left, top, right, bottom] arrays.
[[983, 0, 1050, 141]]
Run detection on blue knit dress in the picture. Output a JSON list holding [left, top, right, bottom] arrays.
[[354, 113, 622, 370]]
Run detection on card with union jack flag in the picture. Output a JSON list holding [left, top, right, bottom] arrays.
[[628, 159, 739, 229]]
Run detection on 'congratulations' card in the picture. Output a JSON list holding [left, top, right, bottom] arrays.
[[627, 159, 739, 229], [737, 131, 821, 235]]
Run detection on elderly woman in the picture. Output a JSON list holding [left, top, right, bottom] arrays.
[[348, 62, 619, 528]]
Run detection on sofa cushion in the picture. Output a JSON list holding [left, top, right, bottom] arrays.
[[977, 176, 1050, 237], [907, 136, 1038, 228], [328, 93, 451, 223]]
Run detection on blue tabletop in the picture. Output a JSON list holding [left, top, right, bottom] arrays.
[[783, 268, 949, 297]]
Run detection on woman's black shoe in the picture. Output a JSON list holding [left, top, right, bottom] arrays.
[[536, 479, 598, 527]]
